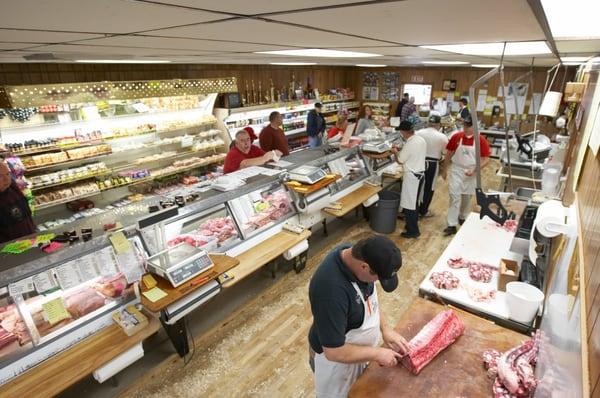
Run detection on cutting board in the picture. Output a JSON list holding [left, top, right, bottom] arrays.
[[285, 174, 341, 195], [349, 298, 526, 397]]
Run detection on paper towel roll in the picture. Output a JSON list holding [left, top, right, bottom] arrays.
[[529, 200, 566, 262], [284, 239, 309, 260], [362, 194, 379, 208], [93, 343, 144, 383]]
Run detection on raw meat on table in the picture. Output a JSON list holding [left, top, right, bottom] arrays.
[[495, 219, 518, 233], [467, 286, 497, 302], [468, 263, 494, 283], [401, 310, 465, 375], [430, 271, 460, 289]]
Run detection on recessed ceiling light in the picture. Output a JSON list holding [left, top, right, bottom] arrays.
[[541, 0, 600, 39], [562, 62, 584, 66], [356, 64, 387, 67], [422, 61, 469, 65], [75, 59, 171, 64], [269, 62, 317, 66], [420, 41, 551, 56], [255, 49, 382, 58], [472, 64, 500, 68]]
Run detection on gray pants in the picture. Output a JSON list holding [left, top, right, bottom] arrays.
[[447, 193, 472, 227]]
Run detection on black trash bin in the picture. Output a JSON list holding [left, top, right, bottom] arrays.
[[369, 190, 400, 234]]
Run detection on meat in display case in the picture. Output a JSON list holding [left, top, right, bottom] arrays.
[[227, 183, 295, 239], [0, 238, 143, 384]]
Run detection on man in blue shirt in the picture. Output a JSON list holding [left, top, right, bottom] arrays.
[[306, 103, 326, 148]]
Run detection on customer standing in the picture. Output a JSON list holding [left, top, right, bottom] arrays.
[[354, 105, 375, 136], [327, 115, 348, 141], [392, 121, 427, 238], [456, 98, 470, 121], [308, 235, 408, 398], [0, 161, 35, 243], [416, 115, 448, 217], [394, 92, 409, 117], [259, 111, 289, 156], [306, 103, 326, 148], [441, 116, 490, 235], [400, 96, 417, 121]]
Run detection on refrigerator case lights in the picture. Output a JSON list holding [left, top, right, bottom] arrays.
[[0, 238, 144, 384]]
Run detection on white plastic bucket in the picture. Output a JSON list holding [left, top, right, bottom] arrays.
[[506, 282, 545, 323]]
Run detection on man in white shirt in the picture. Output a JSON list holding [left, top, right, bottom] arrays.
[[416, 115, 449, 218], [392, 120, 427, 238]]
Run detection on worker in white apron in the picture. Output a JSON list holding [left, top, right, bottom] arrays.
[[441, 116, 490, 235], [393, 120, 427, 238], [308, 236, 409, 398]]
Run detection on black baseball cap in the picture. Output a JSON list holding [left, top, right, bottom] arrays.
[[398, 120, 414, 132], [428, 115, 441, 124], [463, 115, 473, 127], [356, 235, 402, 292], [315, 102, 323, 108]]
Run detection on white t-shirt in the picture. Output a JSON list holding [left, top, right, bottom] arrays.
[[398, 134, 426, 173], [416, 127, 449, 159]]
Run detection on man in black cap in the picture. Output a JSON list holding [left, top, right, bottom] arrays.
[[308, 235, 408, 398], [307, 102, 326, 148], [457, 98, 470, 121]]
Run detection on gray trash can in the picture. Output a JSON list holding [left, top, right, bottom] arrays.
[[369, 190, 400, 234]]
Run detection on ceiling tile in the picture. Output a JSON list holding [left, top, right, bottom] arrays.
[[270, 0, 545, 45], [0, 0, 224, 34], [0, 43, 40, 51], [25, 44, 218, 58], [145, 19, 386, 47], [154, 0, 366, 15], [0, 29, 103, 43], [74, 35, 289, 53], [556, 40, 600, 54]]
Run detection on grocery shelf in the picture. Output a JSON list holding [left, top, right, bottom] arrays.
[[30, 169, 111, 191], [112, 144, 224, 171], [321, 97, 355, 103], [35, 190, 103, 210], [284, 127, 307, 136], [25, 152, 113, 174]]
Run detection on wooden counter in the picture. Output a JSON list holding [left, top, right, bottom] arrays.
[[0, 316, 160, 398], [322, 184, 382, 217], [140, 254, 239, 312], [223, 229, 311, 288], [349, 298, 525, 397]]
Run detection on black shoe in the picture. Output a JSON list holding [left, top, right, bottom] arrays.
[[443, 226, 457, 236], [401, 232, 420, 239], [459, 218, 465, 225]]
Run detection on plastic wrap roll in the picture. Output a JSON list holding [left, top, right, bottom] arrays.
[[539, 91, 562, 117], [283, 239, 309, 260]]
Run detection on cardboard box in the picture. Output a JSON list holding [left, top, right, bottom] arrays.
[[498, 259, 519, 292]]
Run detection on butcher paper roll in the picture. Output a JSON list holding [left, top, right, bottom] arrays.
[[529, 200, 567, 262]]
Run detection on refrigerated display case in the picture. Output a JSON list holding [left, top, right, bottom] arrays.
[[0, 234, 144, 384]]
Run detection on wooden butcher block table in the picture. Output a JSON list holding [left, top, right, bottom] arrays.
[[349, 298, 526, 397]]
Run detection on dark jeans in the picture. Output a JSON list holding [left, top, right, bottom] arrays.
[[419, 159, 439, 216], [404, 175, 425, 235]]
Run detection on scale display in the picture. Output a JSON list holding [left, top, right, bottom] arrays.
[[362, 142, 392, 153], [147, 243, 214, 287], [288, 165, 326, 185]]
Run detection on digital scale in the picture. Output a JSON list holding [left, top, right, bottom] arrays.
[[362, 141, 392, 154], [147, 243, 214, 287], [288, 165, 327, 185]]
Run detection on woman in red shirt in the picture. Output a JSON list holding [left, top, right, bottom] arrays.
[[327, 115, 349, 142]]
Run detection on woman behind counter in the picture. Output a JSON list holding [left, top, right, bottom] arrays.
[[354, 105, 375, 136]]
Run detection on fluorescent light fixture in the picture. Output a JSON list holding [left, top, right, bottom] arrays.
[[356, 64, 387, 67], [472, 64, 500, 68], [563, 62, 584, 66], [561, 56, 590, 63], [422, 60, 469, 65], [75, 59, 171, 64], [269, 62, 317, 65], [420, 41, 551, 56], [542, 0, 600, 39], [255, 49, 382, 58]]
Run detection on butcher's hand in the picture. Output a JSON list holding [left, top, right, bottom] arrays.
[[262, 151, 275, 162], [382, 327, 409, 356], [464, 168, 475, 176], [374, 347, 403, 367], [440, 168, 448, 180], [274, 149, 283, 157]]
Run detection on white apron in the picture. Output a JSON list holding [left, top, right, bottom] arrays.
[[448, 137, 477, 195], [401, 169, 424, 210], [314, 283, 381, 398]]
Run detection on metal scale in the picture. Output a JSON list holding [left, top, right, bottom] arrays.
[[288, 165, 327, 185], [147, 243, 214, 288]]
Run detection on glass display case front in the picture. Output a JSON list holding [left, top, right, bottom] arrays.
[[227, 182, 295, 239], [327, 151, 370, 193]]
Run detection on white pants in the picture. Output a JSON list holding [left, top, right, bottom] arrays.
[[447, 193, 472, 227]]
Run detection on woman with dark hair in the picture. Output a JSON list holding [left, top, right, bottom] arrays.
[[354, 105, 375, 136]]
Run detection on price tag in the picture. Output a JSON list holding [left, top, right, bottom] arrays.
[[131, 102, 150, 113], [33, 270, 58, 294], [109, 232, 132, 255], [55, 261, 83, 290], [95, 247, 119, 276], [181, 135, 194, 148], [42, 297, 71, 325], [8, 277, 35, 297]]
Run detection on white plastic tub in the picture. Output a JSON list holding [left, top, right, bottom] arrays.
[[506, 282, 545, 324]]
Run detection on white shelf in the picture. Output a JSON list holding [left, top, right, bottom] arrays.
[[284, 127, 307, 136]]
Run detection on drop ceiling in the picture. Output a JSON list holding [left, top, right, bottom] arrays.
[[0, 0, 598, 66]]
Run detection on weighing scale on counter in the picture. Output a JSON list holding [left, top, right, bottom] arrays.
[[147, 243, 214, 287], [362, 141, 392, 154], [288, 165, 327, 185]]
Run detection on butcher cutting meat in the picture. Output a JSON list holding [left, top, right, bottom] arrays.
[[308, 236, 408, 398]]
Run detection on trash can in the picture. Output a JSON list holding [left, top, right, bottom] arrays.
[[369, 190, 400, 234]]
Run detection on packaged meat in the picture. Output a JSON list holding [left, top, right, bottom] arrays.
[[0, 326, 18, 349], [429, 271, 460, 289], [64, 288, 106, 319], [401, 310, 465, 375], [92, 274, 130, 298], [0, 305, 32, 345]]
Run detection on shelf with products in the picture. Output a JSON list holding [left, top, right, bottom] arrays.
[[23, 147, 113, 173]]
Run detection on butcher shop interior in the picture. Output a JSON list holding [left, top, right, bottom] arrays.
[[0, 1, 599, 397]]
